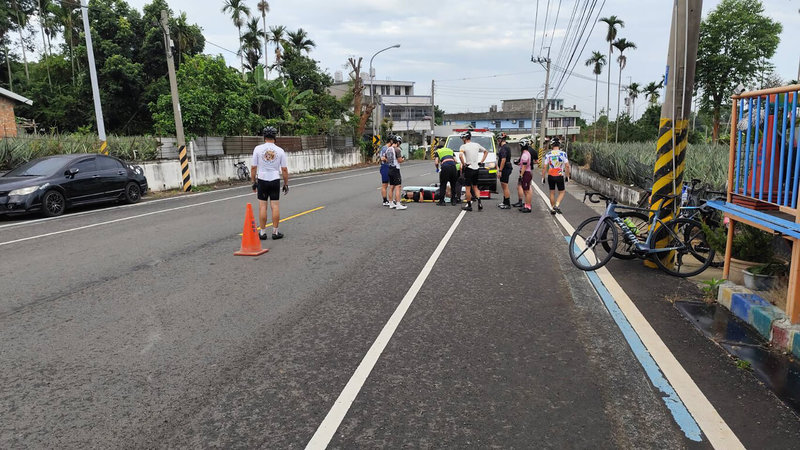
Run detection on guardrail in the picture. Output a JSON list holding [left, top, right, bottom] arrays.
[[728, 84, 800, 213]]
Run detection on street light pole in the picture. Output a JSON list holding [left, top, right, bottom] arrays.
[[369, 44, 400, 138], [80, 0, 107, 154]]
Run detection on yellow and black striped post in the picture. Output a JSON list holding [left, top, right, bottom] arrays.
[[178, 145, 192, 192], [647, 0, 701, 268], [99, 140, 108, 155]]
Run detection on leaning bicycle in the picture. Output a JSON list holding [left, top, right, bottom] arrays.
[[568, 192, 715, 278], [234, 161, 250, 181]]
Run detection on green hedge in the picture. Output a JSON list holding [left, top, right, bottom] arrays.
[[568, 141, 728, 190], [0, 134, 159, 170]]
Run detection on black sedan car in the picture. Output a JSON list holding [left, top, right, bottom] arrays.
[[0, 154, 148, 217]]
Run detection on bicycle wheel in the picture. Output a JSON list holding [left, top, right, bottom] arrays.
[[569, 216, 619, 271], [238, 167, 249, 181], [607, 211, 649, 260], [652, 218, 713, 277]]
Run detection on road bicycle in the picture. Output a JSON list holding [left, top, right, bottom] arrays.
[[235, 161, 250, 181], [568, 191, 715, 277]]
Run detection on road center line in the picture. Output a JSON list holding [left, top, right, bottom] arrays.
[[241, 206, 325, 234], [0, 172, 371, 248], [531, 181, 743, 449], [305, 210, 467, 449]]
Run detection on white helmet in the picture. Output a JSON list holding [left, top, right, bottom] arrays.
[[459, 131, 471, 140], [519, 138, 531, 148]]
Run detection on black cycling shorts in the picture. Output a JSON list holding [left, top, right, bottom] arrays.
[[500, 168, 512, 184], [389, 167, 402, 186], [548, 175, 565, 191], [463, 167, 479, 186], [257, 179, 281, 201]]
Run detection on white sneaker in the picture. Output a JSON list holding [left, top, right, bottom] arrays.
[[389, 202, 396, 209], [395, 203, 407, 210], [383, 201, 390, 206]]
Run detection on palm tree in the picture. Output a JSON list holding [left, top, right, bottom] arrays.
[[256, 1, 269, 78], [598, 15, 624, 142], [644, 82, 661, 105], [10, 0, 30, 81], [268, 25, 287, 69], [627, 82, 640, 119], [51, 1, 80, 82], [37, 0, 53, 87], [584, 51, 606, 142], [241, 17, 263, 72], [221, 0, 251, 79], [287, 28, 315, 53], [612, 38, 636, 143], [172, 12, 198, 66]]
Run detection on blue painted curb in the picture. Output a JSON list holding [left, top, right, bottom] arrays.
[[730, 293, 770, 323], [752, 306, 781, 339]]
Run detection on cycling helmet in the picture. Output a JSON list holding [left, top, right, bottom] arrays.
[[262, 126, 277, 139], [388, 135, 397, 143], [551, 137, 561, 148], [497, 132, 509, 142], [460, 131, 471, 140], [519, 138, 531, 148], [395, 135, 402, 144]]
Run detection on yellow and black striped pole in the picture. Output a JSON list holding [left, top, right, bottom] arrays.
[[178, 145, 192, 192], [99, 140, 108, 155], [647, 0, 702, 268]]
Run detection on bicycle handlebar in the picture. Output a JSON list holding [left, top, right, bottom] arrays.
[[583, 191, 615, 204]]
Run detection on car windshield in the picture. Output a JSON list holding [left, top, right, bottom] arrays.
[[4, 157, 71, 177], [444, 135, 495, 153]]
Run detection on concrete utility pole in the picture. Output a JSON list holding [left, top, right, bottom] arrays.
[[533, 47, 552, 157], [430, 79, 435, 143], [649, 0, 703, 260], [161, 10, 191, 192], [80, 0, 107, 154]]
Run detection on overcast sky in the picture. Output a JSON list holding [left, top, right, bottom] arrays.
[[125, 0, 799, 120]]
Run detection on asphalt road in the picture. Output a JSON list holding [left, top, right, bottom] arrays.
[[1, 162, 797, 448]]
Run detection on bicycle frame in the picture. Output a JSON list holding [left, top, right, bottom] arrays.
[[587, 200, 686, 256]]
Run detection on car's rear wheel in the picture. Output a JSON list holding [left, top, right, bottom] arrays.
[[41, 190, 66, 217], [124, 182, 142, 204]]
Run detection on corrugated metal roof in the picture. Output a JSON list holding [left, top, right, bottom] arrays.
[[0, 87, 33, 105]]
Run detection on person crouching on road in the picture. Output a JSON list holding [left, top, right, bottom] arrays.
[[251, 126, 290, 240], [541, 138, 570, 215], [518, 138, 534, 213], [434, 144, 459, 206], [384, 135, 407, 210], [496, 132, 513, 209], [378, 139, 391, 206], [458, 131, 488, 212]]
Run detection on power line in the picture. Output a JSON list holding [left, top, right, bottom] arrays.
[[551, 0, 607, 98], [551, 0, 598, 93], [548, 0, 564, 51], [539, 0, 552, 55]]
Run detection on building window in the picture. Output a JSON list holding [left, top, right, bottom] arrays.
[[395, 86, 401, 95], [470, 121, 476, 128], [519, 120, 525, 129], [405, 86, 411, 95], [494, 121, 501, 129]]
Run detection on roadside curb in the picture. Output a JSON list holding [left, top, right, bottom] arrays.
[[717, 281, 800, 357], [569, 166, 647, 206]]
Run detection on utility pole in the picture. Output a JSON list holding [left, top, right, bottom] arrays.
[[161, 10, 191, 192], [430, 79, 435, 149], [80, 0, 107, 154], [533, 47, 552, 158], [649, 0, 702, 263]]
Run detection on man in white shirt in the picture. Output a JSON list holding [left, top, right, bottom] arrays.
[[250, 126, 290, 240], [457, 131, 488, 211], [384, 135, 407, 210]]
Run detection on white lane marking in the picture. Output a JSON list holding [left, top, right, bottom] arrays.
[[306, 210, 466, 449], [0, 172, 374, 248], [531, 182, 744, 449], [0, 165, 381, 231]]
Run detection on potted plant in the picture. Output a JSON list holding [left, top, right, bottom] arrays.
[[703, 222, 776, 285], [743, 261, 788, 291]]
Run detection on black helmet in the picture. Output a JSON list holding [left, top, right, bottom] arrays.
[[497, 132, 509, 142], [262, 126, 277, 139], [460, 131, 471, 140], [551, 137, 561, 148]]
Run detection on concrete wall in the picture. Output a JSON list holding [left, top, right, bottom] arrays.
[[570, 166, 647, 206], [140, 147, 363, 192]]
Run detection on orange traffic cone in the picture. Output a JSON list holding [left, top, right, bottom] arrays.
[[234, 203, 269, 256]]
